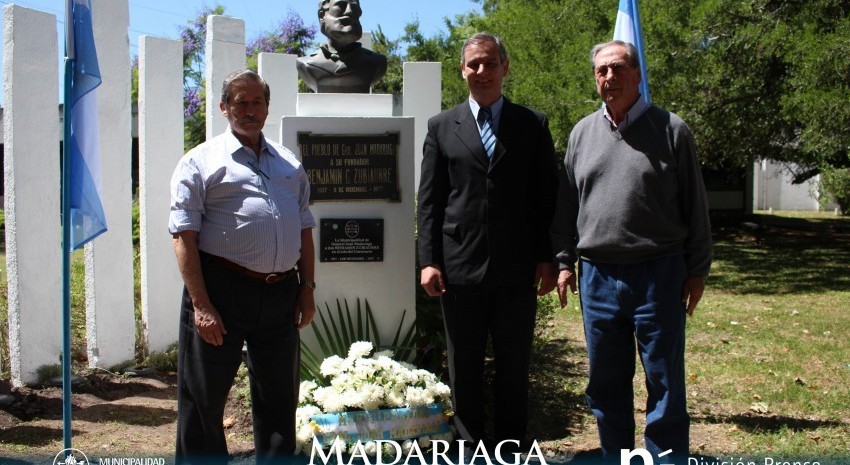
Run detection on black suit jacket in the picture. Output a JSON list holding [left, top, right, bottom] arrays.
[[417, 98, 558, 287]]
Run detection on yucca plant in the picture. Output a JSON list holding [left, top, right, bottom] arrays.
[[300, 298, 417, 381]]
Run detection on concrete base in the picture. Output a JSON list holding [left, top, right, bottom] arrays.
[[281, 115, 415, 353]]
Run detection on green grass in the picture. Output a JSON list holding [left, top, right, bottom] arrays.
[[0, 248, 90, 375], [527, 211, 850, 458], [1, 210, 848, 458], [686, 212, 850, 455]]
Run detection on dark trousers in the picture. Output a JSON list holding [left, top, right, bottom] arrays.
[[441, 275, 537, 447], [579, 255, 689, 461], [176, 253, 300, 465]]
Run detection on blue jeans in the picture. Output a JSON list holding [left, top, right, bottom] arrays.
[[579, 255, 689, 461]]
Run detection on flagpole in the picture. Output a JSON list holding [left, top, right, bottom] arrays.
[[62, 0, 75, 452], [613, 0, 651, 105], [630, 0, 651, 103]]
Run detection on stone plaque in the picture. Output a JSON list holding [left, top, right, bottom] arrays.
[[298, 133, 400, 202], [319, 219, 384, 262]]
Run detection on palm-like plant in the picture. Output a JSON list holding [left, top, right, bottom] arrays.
[[300, 299, 417, 380]]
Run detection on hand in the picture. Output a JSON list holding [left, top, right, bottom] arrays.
[[295, 286, 316, 329], [557, 269, 577, 308], [681, 275, 705, 316], [420, 265, 446, 297], [194, 303, 227, 346], [535, 262, 556, 296]]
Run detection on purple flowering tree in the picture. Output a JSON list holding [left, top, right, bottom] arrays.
[[245, 9, 317, 71], [128, 6, 317, 151], [179, 6, 316, 150], [178, 5, 225, 151]]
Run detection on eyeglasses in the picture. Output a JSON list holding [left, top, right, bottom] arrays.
[[594, 62, 632, 78]]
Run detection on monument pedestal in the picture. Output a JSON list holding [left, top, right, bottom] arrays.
[[281, 94, 415, 351]]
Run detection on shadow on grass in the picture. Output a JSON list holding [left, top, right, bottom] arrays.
[[0, 425, 66, 447], [1, 385, 175, 427], [710, 213, 850, 295], [693, 411, 846, 433], [74, 404, 176, 427], [526, 335, 588, 441]]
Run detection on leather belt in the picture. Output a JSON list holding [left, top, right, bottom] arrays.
[[206, 254, 298, 284]]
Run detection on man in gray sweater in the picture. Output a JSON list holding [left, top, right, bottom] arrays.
[[552, 40, 712, 462]]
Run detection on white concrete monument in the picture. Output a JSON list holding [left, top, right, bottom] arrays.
[[205, 15, 246, 140], [138, 36, 184, 353], [402, 62, 442, 190], [2, 5, 61, 386], [281, 109, 416, 348], [85, 0, 135, 369], [258, 52, 298, 145]]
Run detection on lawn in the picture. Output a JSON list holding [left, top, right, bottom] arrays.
[[526, 211, 850, 462], [0, 210, 849, 462]]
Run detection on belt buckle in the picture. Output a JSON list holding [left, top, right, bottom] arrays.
[[264, 273, 281, 284]]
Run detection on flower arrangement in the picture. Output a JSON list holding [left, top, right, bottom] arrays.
[[295, 341, 454, 455]]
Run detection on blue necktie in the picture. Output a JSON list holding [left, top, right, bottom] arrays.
[[479, 107, 496, 158]]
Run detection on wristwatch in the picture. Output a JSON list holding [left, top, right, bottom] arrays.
[[301, 279, 317, 290]]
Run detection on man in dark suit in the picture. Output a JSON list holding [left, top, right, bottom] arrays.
[[417, 32, 558, 451]]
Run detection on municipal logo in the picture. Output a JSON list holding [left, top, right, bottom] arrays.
[[53, 448, 90, 465]]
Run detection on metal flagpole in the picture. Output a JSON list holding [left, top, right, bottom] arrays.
[[62, 0, 75, 452]]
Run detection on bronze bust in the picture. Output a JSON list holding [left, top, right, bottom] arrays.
[[297, 0, 388, 93]]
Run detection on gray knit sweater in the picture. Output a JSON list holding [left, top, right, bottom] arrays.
[[552, 106, 712, 276]]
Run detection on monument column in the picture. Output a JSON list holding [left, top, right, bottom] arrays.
[[3, 5, 61, 386]]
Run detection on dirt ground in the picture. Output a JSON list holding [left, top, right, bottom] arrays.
[[0, 333, 738, 464], [0, 372, 256, 461]]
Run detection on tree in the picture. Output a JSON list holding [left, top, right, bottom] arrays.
[[643, 0, 850, 180], [402, 16, 476, 110], [245, 9, 316, 70], [428, 0, 613, 150], [370, 25, 403, 94], [449, 0, 850, 188], [178, 5, 225, 151], [169, 5, 317, 151]]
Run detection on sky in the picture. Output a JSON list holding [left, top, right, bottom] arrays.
[[0, 0, 482, 104]]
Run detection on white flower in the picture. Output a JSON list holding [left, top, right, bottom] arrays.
[[405, 386, 434, 406], [358, 382, 385, 410], [373, 349, 394, 359], [294, 404, 322, 452], [385, 387, 406, 408], [329, 437, 346, 455], [297, 342, 454, 456], [299, 380, 318, 404], [348, 341, 374, 359], [433, 381, 451, 398], [401, 439, 414, 454], [313, 386, 347, 412], [320, 355, 346, 377]]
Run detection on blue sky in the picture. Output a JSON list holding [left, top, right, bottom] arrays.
[[0, 0, 482, 104]]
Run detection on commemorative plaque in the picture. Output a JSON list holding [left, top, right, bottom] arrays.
[[320, 219, 384, 262], [298, 133, 400, 202]]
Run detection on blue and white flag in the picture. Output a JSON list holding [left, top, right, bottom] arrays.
[[66, 0, 106, 249], [613, 0, 651, 105]]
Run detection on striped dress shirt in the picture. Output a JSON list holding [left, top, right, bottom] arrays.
[[169, 129, 316, 273]]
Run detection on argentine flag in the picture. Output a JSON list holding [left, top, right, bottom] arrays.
[[67, 0, 106, 249], [613, 0, 651, 105]]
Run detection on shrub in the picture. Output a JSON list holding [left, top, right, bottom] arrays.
[[818, 167, 850, 215]]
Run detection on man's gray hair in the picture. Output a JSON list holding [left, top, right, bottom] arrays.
[[589, 40, 639, 69], [460, 32, 509, 66], [220, 69, 270, 105]]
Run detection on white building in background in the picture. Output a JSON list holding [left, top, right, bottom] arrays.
[[753, 159, 837, 212]]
